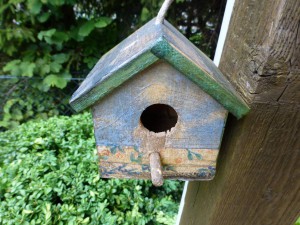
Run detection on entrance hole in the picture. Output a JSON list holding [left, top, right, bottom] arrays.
[[140, 104, 178, 133]]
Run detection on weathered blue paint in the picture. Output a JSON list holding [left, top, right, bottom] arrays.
[[92, 61, 227, 150], [69, 17, 250, 182]]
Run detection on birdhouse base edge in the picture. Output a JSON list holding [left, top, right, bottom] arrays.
[[98, 145, 217, 181]]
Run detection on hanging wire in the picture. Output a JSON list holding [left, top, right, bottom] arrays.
[[155, 0, 174, 24]]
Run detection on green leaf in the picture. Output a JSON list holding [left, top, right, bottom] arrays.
[[36, 59, 51, 76], [27, 0, 42, 15], [94, 20, 107, 28], [141, 7, 150, 22], [4, 60, 36, 77], [79, 21, 95, 37], [3, 60, 21, 76], [52, 53, 69, 64], [43, 72, 71, 89], [0, 112, 183, 223], [20, 61, 36, 77], [83, 56, 98, 69], [94, 17, 112, 28], [82, 217, 90, 224], [23, 209, 34, 214], [52, 31, 69, 44], [49, 61, 62, 73], [69, 27, 84, 41], [38, 29, 68, 48], [0, 3, 10, 14], [38, 12, 51, 23], [49, 0, 65, 6], [11, 108, 23, 120], [3, 99, 18, 114], [38, 29, 56, 40]]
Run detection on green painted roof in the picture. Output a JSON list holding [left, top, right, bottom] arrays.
[[70, 18, 249, 119]]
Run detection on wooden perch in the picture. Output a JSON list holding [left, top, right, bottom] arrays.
[[150, 152, 164, 186]]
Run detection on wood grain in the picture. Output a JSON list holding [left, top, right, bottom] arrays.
[[150, 152, 164, 186], [92, 61, 227, 150], [179, 0, 300, 224], [94, 61, 226, 181]]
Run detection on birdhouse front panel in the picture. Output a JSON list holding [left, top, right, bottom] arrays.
[[92, 61, 227, 180], [70, 18, 249, 185]]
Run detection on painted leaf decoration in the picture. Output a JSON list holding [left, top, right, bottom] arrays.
[[130, 153, 142, 164], [194, 152, 203, 160], [130, 153, 136, 162], [142, 165, 150, 171], [101, 156, 109, 161], [110, 146, 117, 154], [118, 146, 125, 153], [133, 146, 139, 152], [187, 150, 193, 160], [164, 165, 176, 172]]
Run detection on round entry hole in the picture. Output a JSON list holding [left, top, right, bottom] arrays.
[[140, 104, 178, 133]]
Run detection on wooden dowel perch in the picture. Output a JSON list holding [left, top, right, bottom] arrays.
[[150, 152, 164, 186]]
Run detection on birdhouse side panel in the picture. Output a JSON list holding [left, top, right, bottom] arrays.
[[92, 61, 227, 180]]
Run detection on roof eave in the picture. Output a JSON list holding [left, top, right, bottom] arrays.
[[70, 37, 250, 118], [69, 49, 159, 112], [150, 37, 250, 119]]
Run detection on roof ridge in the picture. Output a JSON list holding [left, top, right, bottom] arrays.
[[70, 19, 249, 118]]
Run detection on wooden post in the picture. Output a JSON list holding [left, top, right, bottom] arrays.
[[178, 0, 300, 224]]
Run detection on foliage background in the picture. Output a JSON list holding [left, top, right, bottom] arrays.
[[0, 0, 226, 130], [0, 1, 227, 224], [1, 1, 299, 224], [0, 113, 183, 224]]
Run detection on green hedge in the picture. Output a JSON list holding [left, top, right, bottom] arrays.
[[0, 113, 183, 225]]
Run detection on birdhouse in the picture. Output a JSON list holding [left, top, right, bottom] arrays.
[[70, 18, 249, 186]]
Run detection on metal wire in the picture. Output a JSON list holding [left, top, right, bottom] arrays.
[[156, 0, 174, 24]]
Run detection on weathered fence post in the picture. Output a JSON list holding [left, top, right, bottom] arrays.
[[178, 0, 300, 224]]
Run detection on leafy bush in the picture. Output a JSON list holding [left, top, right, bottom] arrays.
[[0, 0, 225, 130], [0, 113, 183, 224]]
